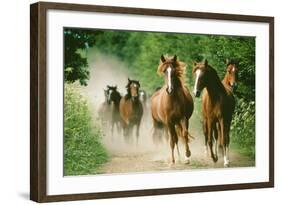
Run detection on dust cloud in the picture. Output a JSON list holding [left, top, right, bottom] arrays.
[[84, 49, 167, 158]]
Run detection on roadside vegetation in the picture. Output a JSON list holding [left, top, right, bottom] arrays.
[[64, 84, 108, 175]]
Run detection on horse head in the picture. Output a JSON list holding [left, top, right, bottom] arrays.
[[158, 54, 185, 95], [192, 59, 210, 97], [126, 78, 140, 101], [225, 59, 238, 91], [107, 85, 120, 103]]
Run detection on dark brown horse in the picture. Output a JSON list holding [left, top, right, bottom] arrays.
[[222, 60, 238, 91], [107, 85, 122, 136], [193, 60, 235, 166], [119, 79, 143, 143], [151, 55, 194, 164]]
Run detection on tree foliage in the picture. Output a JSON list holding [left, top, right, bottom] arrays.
[[64, 28, 101, 85]]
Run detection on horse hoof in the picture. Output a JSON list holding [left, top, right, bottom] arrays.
[[224, 160, 230, 167], [184, 156, 191, 164]]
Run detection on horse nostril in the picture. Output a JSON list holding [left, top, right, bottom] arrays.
[[132, 96, 137, 101]]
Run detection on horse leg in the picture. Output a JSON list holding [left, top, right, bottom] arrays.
[[175, 124, 182, 160], [219, 119, 230, 167], [207, 120, 218, 162], [168, 122, 177, 164], [136, 120, 141, 146], [203, 118, 209, 156], [224, 122, 231, 167], [183, 118, 191, 164], [216, 122, 223, 156], [213, 122, 219, 159]]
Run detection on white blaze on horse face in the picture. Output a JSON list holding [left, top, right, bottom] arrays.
[[232, 66, 236, 72], [193, 69, 201, 94], [131, 83, 138, 97], [167, 66, 172, 93]]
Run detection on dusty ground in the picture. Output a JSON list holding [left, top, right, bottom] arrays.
[[84, 50, 255, 175], [97, 124, 254, 174]]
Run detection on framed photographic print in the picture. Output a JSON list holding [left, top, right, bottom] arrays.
[[30, 1, 274, 202]]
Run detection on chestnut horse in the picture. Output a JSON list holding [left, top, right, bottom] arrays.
[[151, 55, 194, 164], [193, 60, 235, 166], [107, 85, 122, 136], [222, 60, 238, 91], [119, 79, 143, 143]]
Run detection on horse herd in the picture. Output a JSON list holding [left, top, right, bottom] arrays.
[[98, 55, 238, 167]]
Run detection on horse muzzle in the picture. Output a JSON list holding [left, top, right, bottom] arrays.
[[230, 83, 237, 91], [194, 90, 201, 97], [166, 87, 173, 95], [131, 96, 138, 101]]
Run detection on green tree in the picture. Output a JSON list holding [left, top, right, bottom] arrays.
[[64, 28, 101, 85]]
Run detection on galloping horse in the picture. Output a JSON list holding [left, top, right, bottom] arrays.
[[151, 55, 194, 164], [193, 60, 235, 166], [98, 87, 111, 129], [119, 78, 143, 143], [107, 85, 122, 136], [222, 60, 238, 91]]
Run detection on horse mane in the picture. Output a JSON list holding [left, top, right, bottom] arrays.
[[205, 64, 228, 94], [208, 65, 223, 84], [113, 90, 122, 102], [157, 55, 186, 84], [125, 79, 140, 100]]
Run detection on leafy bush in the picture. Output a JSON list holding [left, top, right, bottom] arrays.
[[64, 84, 108, 175], [231, 98, 255, 158]]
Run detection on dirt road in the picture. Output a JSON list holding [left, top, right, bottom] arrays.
[[97, 127, 254, 174]]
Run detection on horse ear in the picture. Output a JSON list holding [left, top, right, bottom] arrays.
[[204, 59, 208, 66], [128, 78, 131, 82], [173, 55, 177, 62], [107, 85, 110, 89], [193, 61, 197, 66], [160, 55, 166, 63]]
